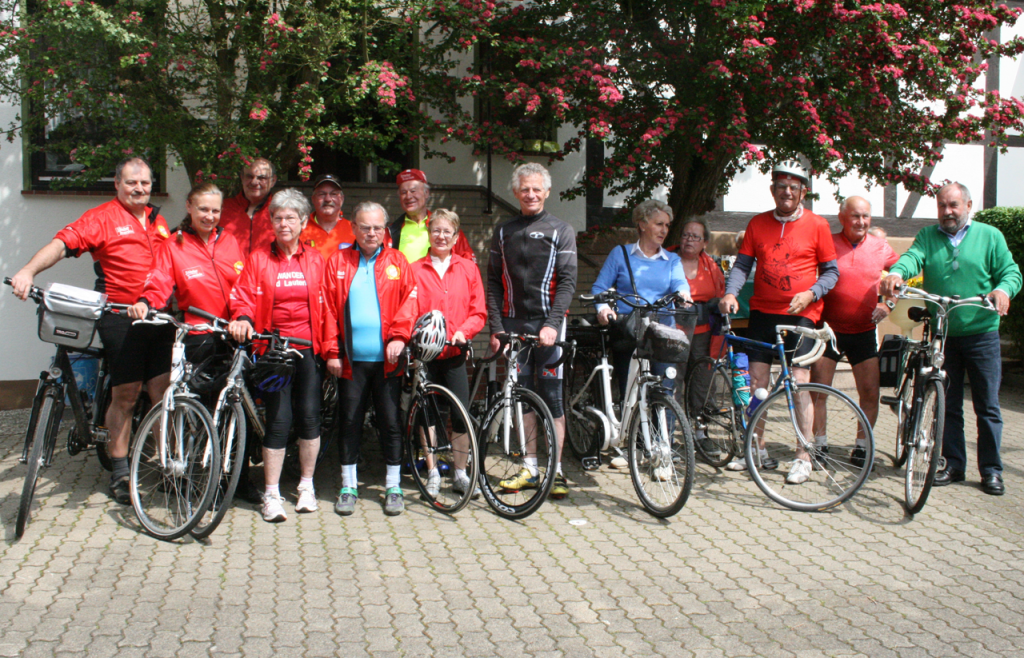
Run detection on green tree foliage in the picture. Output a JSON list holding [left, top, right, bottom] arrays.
[[974, 206, 1024, 361], [0, 0, 419, 185], [420, 0, 1024, 239]]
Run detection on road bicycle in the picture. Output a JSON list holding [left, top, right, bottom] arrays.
[[185, 307, 318, 538], [5, 278, 135, 539], [128, 311, 221, 540], [564, 289, 697, 518], [687, 313, 874, 511], [402, 342, 480, 514], [468, 333, 573, 520], [881, 286, 996, 514]]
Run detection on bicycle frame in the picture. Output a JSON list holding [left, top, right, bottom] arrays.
[[210, 343, 265, 476]]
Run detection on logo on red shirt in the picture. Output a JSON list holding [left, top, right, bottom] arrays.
[[184, 267, 204, 280], [386, 264, 400, 280], [115, 225, 135, 237]]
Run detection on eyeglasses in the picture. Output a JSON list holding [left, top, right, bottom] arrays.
[[312, 190, 343, 199], [271, 215, 302, 225], [430, 229, 454, 238], [243, 174, 273, 183], [773, 183, 803, 193], [681, 233, 705, 242], [356, 224, 386, 233]]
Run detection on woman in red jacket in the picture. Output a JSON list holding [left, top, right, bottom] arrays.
[[410, 209, 486, 498], [228, 188, 327, 524]]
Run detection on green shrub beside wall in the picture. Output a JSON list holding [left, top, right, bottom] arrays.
[[973, 206, 1024, 362]]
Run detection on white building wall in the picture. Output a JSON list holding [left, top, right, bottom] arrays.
[[0, 99, 190, 382]]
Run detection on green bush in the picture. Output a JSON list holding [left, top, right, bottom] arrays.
[[973, 206, 1024, 362]]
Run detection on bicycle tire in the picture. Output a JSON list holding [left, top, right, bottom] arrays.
[[191, 401, 246, 539], [684, 358, 737, 468], [130, 397, 219, 541], [564, 353, 601, 461], [405, 384, 480, 514], [17, 390, 61, 539], [478, 387, 557, 520], [746, 383, 874, 512], [627, 389, 695, 517], [891, 375, 913, 468], [905, 378, 945, 515]]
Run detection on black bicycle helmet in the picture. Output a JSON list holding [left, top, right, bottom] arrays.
[[250, 347, 296, 393]]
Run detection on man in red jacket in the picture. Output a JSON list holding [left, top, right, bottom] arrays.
[[218, 158, 277, 257], [11, 157, 173, 503], [324, 201, 418, 516]]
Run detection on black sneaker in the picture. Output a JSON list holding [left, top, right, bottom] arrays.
[[813, 445, 830, 465], [850, 446, 866, 468], [108, 476, 130, 505], [235, 479, 263, 505]]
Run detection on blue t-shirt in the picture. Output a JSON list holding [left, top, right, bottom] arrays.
[[348, 247, 385, 362], [591, 243, 688, 315]]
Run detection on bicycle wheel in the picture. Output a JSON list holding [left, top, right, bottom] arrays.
[[684, 358, 737, 468], [905, 379, 945, 515], [564, 353, 601, 461], [891, 376, 913, 468], [478, 388, 557, 520], [130, 397, 219, 541], [627, 389, 695, 517], [405, 384, 480, 514], [746, 383, 873, 512], [17, 390, 61, 539], [191, 401, 246, 539]]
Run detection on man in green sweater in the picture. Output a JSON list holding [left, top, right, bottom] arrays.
[[883, 182, 1022, 496]]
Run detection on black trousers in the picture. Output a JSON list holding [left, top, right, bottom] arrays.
[[264, 348, 321, 450], [339, 361, 403, 466]]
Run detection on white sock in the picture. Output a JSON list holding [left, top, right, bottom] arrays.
[[428, 467, 440, 479], [815, 435, 828, 447], [455, 468, 467, 480], [265, 484, 280, 499], [385, 464, 401, 489], [759, 448, 770, 460], [524, 457, 539, 477], [855, 438, 868, 448], [299, 477, 314, 490], [341, 464, 357, 490], [556, 463, 563, 476]]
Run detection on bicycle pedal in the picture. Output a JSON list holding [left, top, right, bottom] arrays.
[[879, 395, 900, 407], [93, 427, 110, 443], [581, 456, 601, 471]]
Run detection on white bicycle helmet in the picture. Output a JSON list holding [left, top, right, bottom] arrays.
[[772, 159, 810, 185], [411, 310, 447, 362]]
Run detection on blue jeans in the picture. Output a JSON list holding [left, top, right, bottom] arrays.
[[942, 331, 1003, 476]]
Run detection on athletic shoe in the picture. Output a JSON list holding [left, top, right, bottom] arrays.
[[609, 456, 628, 469], [108, 476, 131, 505], [850, 446, 867, 468], [425, 470, 441, 498], [261, 494, 287, 523], [498, 468, 538, 491], [786, 459, 813, 485], [699, 439, 722, 458], [334, 488, 358, 516], [813, 444, 830, 465], [653, 466, 673, 482], [383, 487, 405, 516], [452, 472, 481, 499], [295, 483, 318, 513], [551, 474, 569, 498], [235, 479, 263, 505], [725, 458, 746, 471]]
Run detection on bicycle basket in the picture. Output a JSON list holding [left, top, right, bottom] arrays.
[[566, 315, 605, 350], [878, 334, 908, 388], [635, 306, 698, 363], [37, 283, 106, 350]]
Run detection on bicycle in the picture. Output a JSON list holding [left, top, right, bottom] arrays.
[[468, 333, 572, 520], [564, 289, 697, 518], [185, 307, 317, 538], [686, 312, 875, 511], [5, 278, 134, 539], [402, 342, 480, 514], [880, 286, 996, 514], [128, 311, 221, 540]]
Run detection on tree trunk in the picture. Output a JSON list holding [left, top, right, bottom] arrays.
[[665, 146, 733, 244]]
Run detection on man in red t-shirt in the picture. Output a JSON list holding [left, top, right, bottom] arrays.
[[11, 157, 173, 503], [219, 157, 277, 257], [811, 197, 898, 465], [719, 161, 839, 482], [299, 174, 354, 259]]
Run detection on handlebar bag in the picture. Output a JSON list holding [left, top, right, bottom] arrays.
[[38, 283, 106, 350]]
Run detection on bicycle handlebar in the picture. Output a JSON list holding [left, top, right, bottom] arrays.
[[184, 307, 313, 348], [481, 333, 576, 368], [777, 323, 838, 367], [581, 288, 686, 312], [894, 285, 995, 312], [4, 277, 131, 313]]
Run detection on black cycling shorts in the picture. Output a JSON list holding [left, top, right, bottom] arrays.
[[98, 313, 174, 387], [745, 310, 816, 368], [822, 329, 878, 367]]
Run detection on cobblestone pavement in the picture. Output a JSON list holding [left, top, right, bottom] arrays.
[[1, 371, 1022, 657]]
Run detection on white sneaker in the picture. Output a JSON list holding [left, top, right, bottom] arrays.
[[653, 466, 673, 482], [452, 472, 481, 499], [295, 484, 318, 513], [786, 459, 813, 484], [609, 456, 628, 469], [261, 494, 288, 522], [725, 458, 746, 471], [426, 470, 441, 498]]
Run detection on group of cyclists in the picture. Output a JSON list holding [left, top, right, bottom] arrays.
[[9, 151, 1020, 527]]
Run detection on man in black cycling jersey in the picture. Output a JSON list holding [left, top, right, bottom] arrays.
[[486, 163, 578, 498]]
